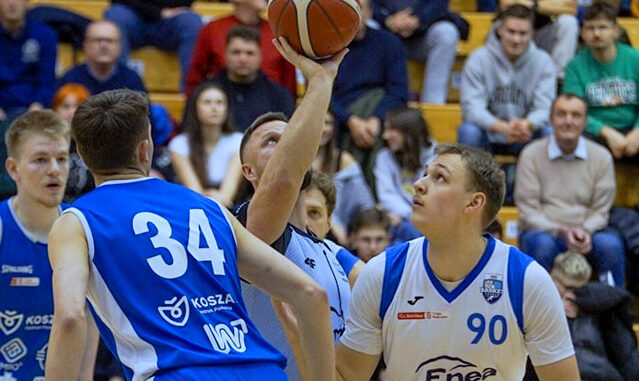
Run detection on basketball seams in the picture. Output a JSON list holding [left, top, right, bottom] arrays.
[[273, 0, 292, 39], [313, 0, 349, 47], [294, 0, 318, 58]]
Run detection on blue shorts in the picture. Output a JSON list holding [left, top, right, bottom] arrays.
[[153, 362, 288, 380]]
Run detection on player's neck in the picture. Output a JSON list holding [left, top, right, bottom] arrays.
[[93, 168, 148, 186], [426, 233, 487, 282], [288, 194, 307, 231], [11, 195, 60, 240]]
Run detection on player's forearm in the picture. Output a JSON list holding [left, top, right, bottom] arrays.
[[267, 75, 333, 182], [293, 285, 336, 381], [45, 312, 88, 380], [78, 311, 100, 381]]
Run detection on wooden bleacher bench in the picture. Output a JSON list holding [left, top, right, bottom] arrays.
[[31, 0, 234, 20]]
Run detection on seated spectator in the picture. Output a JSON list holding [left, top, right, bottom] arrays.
[[515, 93, 625, 287], [211, 25, 294, 131], [0, 0, 56, 121], [51, 83, 94, 203], [304, 170, 363, 287], [169, 82, 242, 207], [550, 252, 639, 381], [371, 0, 466, 103], [348, 208, 391, 262], [499, 0, 579, 80], [332, 0, 408, 188], [374, 107, 436, 227], [458, 4, 555, 155], [104, 0, 202, 89], [563, 2, 639, 163], [57, 20, 146, 95], [185, 0, 295, 97], [313, 110, 375, 237]]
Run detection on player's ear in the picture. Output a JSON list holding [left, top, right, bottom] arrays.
[[137, 137, 152, 165], [5, 157, 18, 182], [465, 192, 486, 216], [241, 163, 257, 183]]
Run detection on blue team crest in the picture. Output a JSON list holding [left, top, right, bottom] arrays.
[[480, 274, 503, 304]]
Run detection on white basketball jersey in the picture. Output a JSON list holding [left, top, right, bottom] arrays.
[[341, 236, 574, 381]]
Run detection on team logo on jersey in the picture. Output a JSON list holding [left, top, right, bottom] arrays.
[[480, 274, 503, 304], [9, 277, 39, 287], [0, 312, 23, 336], [415, 355, 497, 380], [35, 343, 47, 370], [0, 338, 27, 364], [158, 296, 190, 327], [0, 371, 17, 381], [203, 318, 248, 354]]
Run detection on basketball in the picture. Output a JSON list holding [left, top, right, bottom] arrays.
[[267, 0, 361, 59]]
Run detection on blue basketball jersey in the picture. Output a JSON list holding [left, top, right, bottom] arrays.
[[68, 178, 286, 381], [0, 199, 65, 381]]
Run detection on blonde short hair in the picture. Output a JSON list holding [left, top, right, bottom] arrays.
[[5, 110, 70, 158], [553, 252, 592, 284]]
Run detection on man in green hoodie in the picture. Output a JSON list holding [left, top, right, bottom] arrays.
[[563, 2, 639, 163]]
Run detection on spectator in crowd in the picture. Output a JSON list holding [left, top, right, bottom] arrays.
[[104, 0, 202, 89], [305, 170, 364, 287], [498, 0, 579, 80], [550, 252, 639, 381], [515, 93, 625, 287], [58, 20, 146, 95], [212, 25, 294, 132], [459, 4, 555, 155], [374, 107, 436, 227], [313, 110, 375, 239], [348, 208, 391, 262], [563, 2, 639, 163], [332, 0, 408, 188], [186, 0, 295, 97], [371, 0, 466, 103], [169, 82, 243, 207], [0, 0, 56, 121], [51, 83, 94, 203]]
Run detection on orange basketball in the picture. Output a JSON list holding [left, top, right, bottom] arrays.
[[267, 0, 361, 59]]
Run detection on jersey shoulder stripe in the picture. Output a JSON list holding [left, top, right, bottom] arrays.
[[379, 241, 411, 320], [506, 245, 534, 333]]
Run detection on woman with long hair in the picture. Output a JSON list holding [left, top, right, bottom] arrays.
[[313, 111, 375, 242], [52, 83, 93, 203], [374, 107, 436, 224], [169, 82, 242, 207]]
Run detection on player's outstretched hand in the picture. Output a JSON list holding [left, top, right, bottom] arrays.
[[273, 37, 348, 82]]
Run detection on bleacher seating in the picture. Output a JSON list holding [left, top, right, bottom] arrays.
[[34, 0, 639, 212]]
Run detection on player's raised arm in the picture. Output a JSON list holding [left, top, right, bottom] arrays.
[[228, 210, 335, 381], [45, 213, 91, 380], [244, 38, 347, 244]]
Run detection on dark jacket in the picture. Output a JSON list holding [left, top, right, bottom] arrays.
[[609, 207, 639, 295], [371, 0, 469, 40], [570, 283, 639, 381], [211, 70, 295, 132], [111, 0, 194, 22]]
